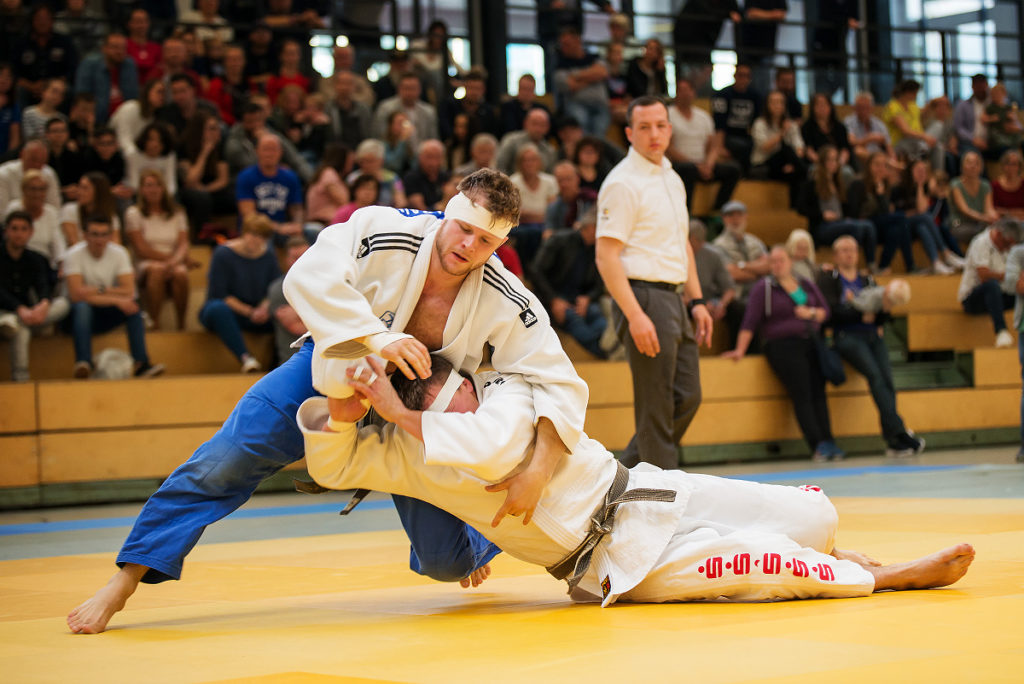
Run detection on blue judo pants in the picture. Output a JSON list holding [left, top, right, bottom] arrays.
[[117, 339, 501, 583]]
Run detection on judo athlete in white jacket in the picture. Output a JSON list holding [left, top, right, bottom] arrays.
[[299, 357, 975, 605], [69, 170, 590, 634]]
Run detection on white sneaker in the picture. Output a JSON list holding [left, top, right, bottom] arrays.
[[241, 355, 262, 373], [995, 330, 1015, 348], [932, 260, 954, 275], [944, 253, 966, 270], [0, 312, 19, 338]]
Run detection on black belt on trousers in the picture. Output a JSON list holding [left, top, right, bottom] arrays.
[[628, 279, 682, 292], [546, 461, 677, 592]]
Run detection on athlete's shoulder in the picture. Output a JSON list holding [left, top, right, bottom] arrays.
[[346, 206, 440, 258], [480, 258, 546, 330]]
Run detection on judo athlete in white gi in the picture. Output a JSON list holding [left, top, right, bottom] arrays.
[[299, 356, 975, 605], [69, 169, 588, 634]]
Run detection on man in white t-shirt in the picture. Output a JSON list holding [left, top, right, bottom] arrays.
[[666, 77, 740, 213], [958, 217, 1021, 348], [63, 215, 165, 378]]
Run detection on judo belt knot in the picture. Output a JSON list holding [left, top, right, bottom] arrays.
[[546, 461, 676, 593]]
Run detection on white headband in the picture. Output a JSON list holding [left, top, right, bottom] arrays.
[[443, 192, 516, 238], [425, 368, 465, 412]]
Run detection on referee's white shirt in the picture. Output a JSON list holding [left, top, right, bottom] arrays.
[[596, 146, 690, 285]]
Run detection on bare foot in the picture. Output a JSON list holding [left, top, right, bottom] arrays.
[[67, 565, 145, 634], [459, 563, 491, 589], [870, 543, 975, 592]]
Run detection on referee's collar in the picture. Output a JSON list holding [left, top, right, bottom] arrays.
[[626, 146, 672, 175]]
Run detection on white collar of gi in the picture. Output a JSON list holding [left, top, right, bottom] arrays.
[[443, 191, 516, 238], [627, 146, 672, 174], [425, 368, 465, 412]]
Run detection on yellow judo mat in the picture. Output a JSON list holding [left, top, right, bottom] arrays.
[[1, 495, 1022, 683]]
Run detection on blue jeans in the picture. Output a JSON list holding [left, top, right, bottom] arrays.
[[117, 339, 500, 583], [835, 329, 907, 445], [68, 301, 149, 365], [961, 280, 1014, 333], [907, 212, 942, 263], [815, 219, 878, 268], [561, 301, 607, 358], [873, 213, 914, 271], [564, 100, 611, 137], [199, 299, 272, 361]]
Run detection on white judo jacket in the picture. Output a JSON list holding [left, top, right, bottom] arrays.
[[299, 372, 694, 607], [282, 206, 589, 451]]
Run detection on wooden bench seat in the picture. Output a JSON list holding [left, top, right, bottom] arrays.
[[974, 347, 1021, 387], [907, 311, 1015, 351], [875, 274, 962, 314]]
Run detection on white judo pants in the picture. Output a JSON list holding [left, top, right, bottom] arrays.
[[619, 474, 876, 603]]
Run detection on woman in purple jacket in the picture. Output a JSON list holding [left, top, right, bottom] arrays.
[[723, 245, 843, 462]]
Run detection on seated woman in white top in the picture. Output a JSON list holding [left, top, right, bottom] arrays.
[[110, 79, 166, 153], [509, 143, 557, 268], [751, 90, 808, 208], [60, 171, 124, 246], [125, 169, 190, 330], [125, 123, 178, 196], [5, 169, 64, 270]]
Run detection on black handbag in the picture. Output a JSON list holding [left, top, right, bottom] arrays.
[[811, 328, 846, 386]]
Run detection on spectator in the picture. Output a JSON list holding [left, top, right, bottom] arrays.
[[371, 49, 412, 104], [304, 142, 351, 227], [455, 132, 498, 176], [810, 0, 860, 98], [55, 0, 105, 58], [0, 210, 70, 381], [263, 0, 326, 36], [625, 38, 668, 99], [381, 110, 414, 175], [845, 151, 914, 273], [711, 62, 762, 171], [410, 19, 459, 105], [984, 82, 1023, 157], [923, 95, 959, 175], [331, 173, 379, 224], [111, 79, 166, 154], [236, 133, 304, 244], [495, 108, 557, 175], [713, 200, 770, 344], [439, 67, 499, 143], [372, 71, 439, 151], [796, 145, 879, 271], [1004, 242, 1024, 462], [896, 158, 962, 273], [950, 149, 1000, 244], [572, 135, 613, 193], [993, 149, 1024, 220], [844, 91, 894, 168], [672, 0, 741, 94], [774, 67, 803, 120], [67, 93, 97, 152], [318, 43, 374, 108], [444, 112, 471, 170], [125, 8, 162, 85], [266, 39, 310, 105], [11, 4, 77, 106], [61, 171, 124, 248], [270, 87, 330, 167], [607, 12, 631, 48], [736, 0, 787, 84], [529, 206, 609, 358], [224, 98, 312, 182], [180, 0, 233, 47], [64, 215, 164, 379], [818, 235, 924, 457], [604, 42, 630, 127], [44, 118, 83, 203], [958, 217, 1021, 348], [156, 73, 218, 144], [5, 170, 64, 269], [0, 63, 21, 158], [536, 0, 613, 94], [267, 235, 309, 366], [126, 123, 177, 195], [953, 73, 990, 157], [750, 90, 807, 207], [242, 23, 277, 91], [883, 79, 937, 162], [509, 143, 557, 267], [786, 228, 820, 282], [499, 73, 550, 137], [0, 0, 27, 51], [546, 160, 596, 231], [0, 140, 61, 210], [149, 37, 201, 94], [404, 139, 449, 211], [345, 138, 407, 209], [325, 70, 371, 151], [21, 78, 67, 142], [125, 169, 190, 330], [802, 92, 854, 179], [203, 45, 250, 127], [179, 110, 233, 240], [724, 245, 842, 462], [81, 128, 133, 206], [199, 212, 280, 373], [688, 218, 738, 335], [74, 32, 140, 125], [552, 27, 610, 137]]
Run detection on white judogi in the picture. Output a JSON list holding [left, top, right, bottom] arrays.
[[298, 373, 876, 606], [283, 206, 588, 450]]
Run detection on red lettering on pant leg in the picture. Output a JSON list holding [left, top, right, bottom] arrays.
[[732, 553, 751, 575], [762, 553, 782, 574], [698, 556, 724, 579], [799, 485, 822, 493], [792, 559, 809, 578], [813, 563, 836, 581]]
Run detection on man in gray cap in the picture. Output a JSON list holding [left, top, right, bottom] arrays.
[[712, 200, 769, 346]]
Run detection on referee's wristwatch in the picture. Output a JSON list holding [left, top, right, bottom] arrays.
[[688, 298, 706, 313]]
